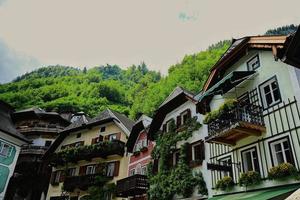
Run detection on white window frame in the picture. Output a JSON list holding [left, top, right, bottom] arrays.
[[67, 168, 76, 176], [86, 165, 96, 175], [54, 171, 61, 183], [181, 110, 189, 125], [247, 54, 260, 71], [192, 143, 201, 161], [270, 138, 293, 166], [141, 166, 147, 175], [0, 143, 12, 158], [241, 148, 259, 172], [129, 168, 135, 176], [166, 119, 174, 132], [108, 134, 117, 141], [106, 162, 115, 177], [259, 77, 281, 109]]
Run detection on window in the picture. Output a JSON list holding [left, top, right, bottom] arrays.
[[76, 133, 81, 138], [247, 54, 260, 71], [259, 77, 281, 109], [86, 165, 96, 175], [181, 110, 189, 125], [270, 137, 294, 166], [141, 166, 147, 175], [241, 147, 260, 172], [135, 163, 142, 174], [106, 162, 115, 177], [0, 143, 11, 157], [173, 151, 180, 166], [129, 168, 135, 176], [142, 139, 148, 147], [67, 168, 76, 177], [45, 140, 52, 147], [192, 143, 202, 161], [166, 119, 175, 132], [100, 127, 106, 132], [108, 134, 117, 141], [219, 156, 232, 178]]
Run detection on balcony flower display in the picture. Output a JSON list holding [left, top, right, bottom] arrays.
[[239, 171, 261, 187], [268, 163, 298, 180], [215, 176, 234, 191]]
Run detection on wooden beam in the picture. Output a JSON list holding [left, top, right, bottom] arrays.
[[236, 127, 262, 136]]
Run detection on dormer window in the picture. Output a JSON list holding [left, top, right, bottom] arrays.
[[247, 54, 260, 71]]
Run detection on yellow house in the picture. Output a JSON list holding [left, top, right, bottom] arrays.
[[44, 109, 134, 200]]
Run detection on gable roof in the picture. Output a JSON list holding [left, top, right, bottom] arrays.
[[0, 101, 29, 143], [126, 115, 152, 152], [43, 108, 134, 159], [203, 27, 300, 93], [148, 86, 197, 139]]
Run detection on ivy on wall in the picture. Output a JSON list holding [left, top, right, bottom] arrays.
[[148, 118, 207, 200]]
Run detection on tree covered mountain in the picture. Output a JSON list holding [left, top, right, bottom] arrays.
[[0, 25, 297, 119]]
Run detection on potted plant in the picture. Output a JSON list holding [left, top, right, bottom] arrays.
[[133, 150, 140, 156], [140, 146, 148, 152], [239, 171, 261, 190], [215, 176, 234, 191], [268, 162, 298, 180]]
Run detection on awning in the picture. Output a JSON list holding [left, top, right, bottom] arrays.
[[199, 71, 256, 103], [209, 184, 299, 200]]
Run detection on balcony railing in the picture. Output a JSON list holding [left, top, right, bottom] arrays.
[[17, 124, 65, 134], [116, 174, 148, 197], [50, 140, 125, 166], [20, 145, 49, 155], [206, 103, 265, 145], [63, 173, 112, 192]]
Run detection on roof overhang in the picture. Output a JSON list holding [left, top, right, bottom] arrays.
[[281, 27, 300, 68], [126, 120, 145, 152]]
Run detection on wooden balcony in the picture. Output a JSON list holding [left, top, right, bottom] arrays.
[[20, 145, 49, 155], [63, 173, 112, 192], [17, 124, 65, 134], [116, 174, 148, 197], [205, 103, 265, 145], [50, 140, 125, 166]]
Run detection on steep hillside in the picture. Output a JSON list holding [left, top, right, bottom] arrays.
[[0, 25, 297, 119]]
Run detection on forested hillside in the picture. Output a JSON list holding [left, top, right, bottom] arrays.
[[0, 25, 297, 119]]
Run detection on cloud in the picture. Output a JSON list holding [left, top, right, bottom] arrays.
[[0, 39, 40, 83]]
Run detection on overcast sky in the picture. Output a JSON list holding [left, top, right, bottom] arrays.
[[0, 0, 299, 83]]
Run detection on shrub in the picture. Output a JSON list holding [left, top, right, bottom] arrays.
[[239, 171, 261, 187], [268, 163, 297, 180], [215, 176, 234, 191]]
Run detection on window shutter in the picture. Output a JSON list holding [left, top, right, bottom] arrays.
[[187, 143, 193, 163], [50, 171, 56, 185], [162, 124, 167, 132], [186, 109, 191, 119], [153, 159, 159, 173], [116, 132, 121, 140], [99, 135, 104, 142], [114, 161, 120, 176], [59, 171, 65, 182], [200, 141, 205, 161], [91, 138, 97, 145], [176, 116, 181, 128], [79, 166, 87, 175], [104, 135, 109, 141]]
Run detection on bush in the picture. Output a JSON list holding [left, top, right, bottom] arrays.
[[239, 171, 261, 187], [268, 163, 298, 180], [215, 176, 234, 191]]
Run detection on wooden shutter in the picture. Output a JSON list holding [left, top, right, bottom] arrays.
[[113, 161, 120, 176], [153, 159, 159, 173], [200, 141, 205, 161], [79, 166, 87, 175], [50, 171, 56, 185], [116, 132, 121, 140], [176, 116, 181, 128], [162, 124, 167, 132], [99, 135, 104, 142], [91, 138, 97, 144], [59, 170, 65, 182], [186, 109, 191, 119], [187, 143, 193, 163]]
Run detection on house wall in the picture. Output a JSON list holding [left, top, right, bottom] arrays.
[[46, 121, 129, 200], [128, 131, 154, 176], [207, 50, 300, 196], [160, 100, 212, 198], [0, 132, 24, 200]]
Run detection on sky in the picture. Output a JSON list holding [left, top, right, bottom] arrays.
[[0, 0, 299, 83]]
